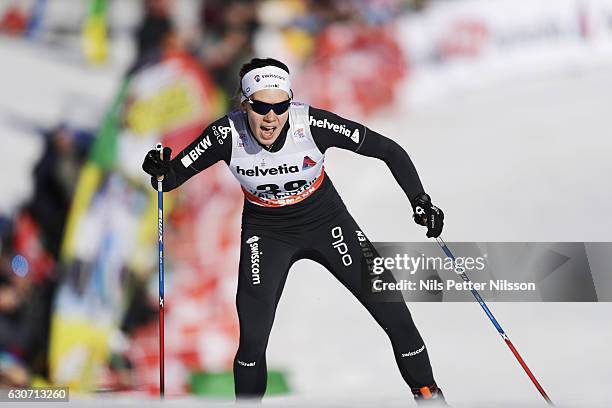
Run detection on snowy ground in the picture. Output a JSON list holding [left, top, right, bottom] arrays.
[[263, 64, 612, 407], [1, 39, 611, 407]]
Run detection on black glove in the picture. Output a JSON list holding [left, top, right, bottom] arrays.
[[412, 193, 444, 238], [142, 147, 172, 178]]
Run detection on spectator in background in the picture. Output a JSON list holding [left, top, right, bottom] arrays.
[[0, 269, 30, 386], [0, 121, 92, 387], [307, 0, 353, 25], [0, 250, 42, 386], [198, 0, 258, 97], [26, 124, 87, 259], [129, 0, 177, 74]]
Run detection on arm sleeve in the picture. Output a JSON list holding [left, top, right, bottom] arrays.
[[151, 116, 232, 192], [309, 106, 425, 204]]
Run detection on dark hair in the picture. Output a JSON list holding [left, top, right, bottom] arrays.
[[235, 57, 291, 107]]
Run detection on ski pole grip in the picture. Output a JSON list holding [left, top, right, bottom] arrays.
[[155, 143, 165, 182]]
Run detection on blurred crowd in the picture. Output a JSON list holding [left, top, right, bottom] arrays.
[[0, 124, 92, 387], [130, 0, 430, 100], [0, 0, 431, 390]]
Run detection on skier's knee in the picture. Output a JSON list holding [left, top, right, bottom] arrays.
[[236, 330, 269, 361]]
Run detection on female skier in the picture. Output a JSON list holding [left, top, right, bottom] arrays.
[[142, 58, 446, 405]]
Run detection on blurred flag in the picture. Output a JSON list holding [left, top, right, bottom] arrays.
[[82, 0, 108, 64], [51, 49, 233, 393]]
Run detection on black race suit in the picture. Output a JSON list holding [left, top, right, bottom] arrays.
[[152, 105, 438, 399]]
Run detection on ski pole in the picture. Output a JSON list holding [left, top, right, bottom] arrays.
[[435, 237, 552, 405], [155, 143, 165, 399]]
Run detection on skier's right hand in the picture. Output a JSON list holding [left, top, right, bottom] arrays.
[[142, 147, 172, 178]]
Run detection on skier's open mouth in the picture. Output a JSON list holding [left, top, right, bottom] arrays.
[[260, 125, 276, 138]]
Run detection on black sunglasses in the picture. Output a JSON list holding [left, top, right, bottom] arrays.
[[247, 97, 292, 115]]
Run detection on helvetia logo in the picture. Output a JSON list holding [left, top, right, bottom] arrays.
[[401, 344, 425, 358], [309, 116, 360, 143], [181, 135, 212, 167], [237, 360, 256, 367], [302, 156, 317, 170], [236, 164, 299, 177], [247, 236, 261, 285]]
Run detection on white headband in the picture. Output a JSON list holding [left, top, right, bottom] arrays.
[[240, 66, 291, 102]]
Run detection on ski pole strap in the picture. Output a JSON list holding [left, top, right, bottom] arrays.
[[155, 143, 165, 182]]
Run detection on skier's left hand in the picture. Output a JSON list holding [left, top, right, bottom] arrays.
[[412, 193, 444, 238]]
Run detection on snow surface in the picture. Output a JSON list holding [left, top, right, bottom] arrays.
[[262, 61, 612, 407]]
